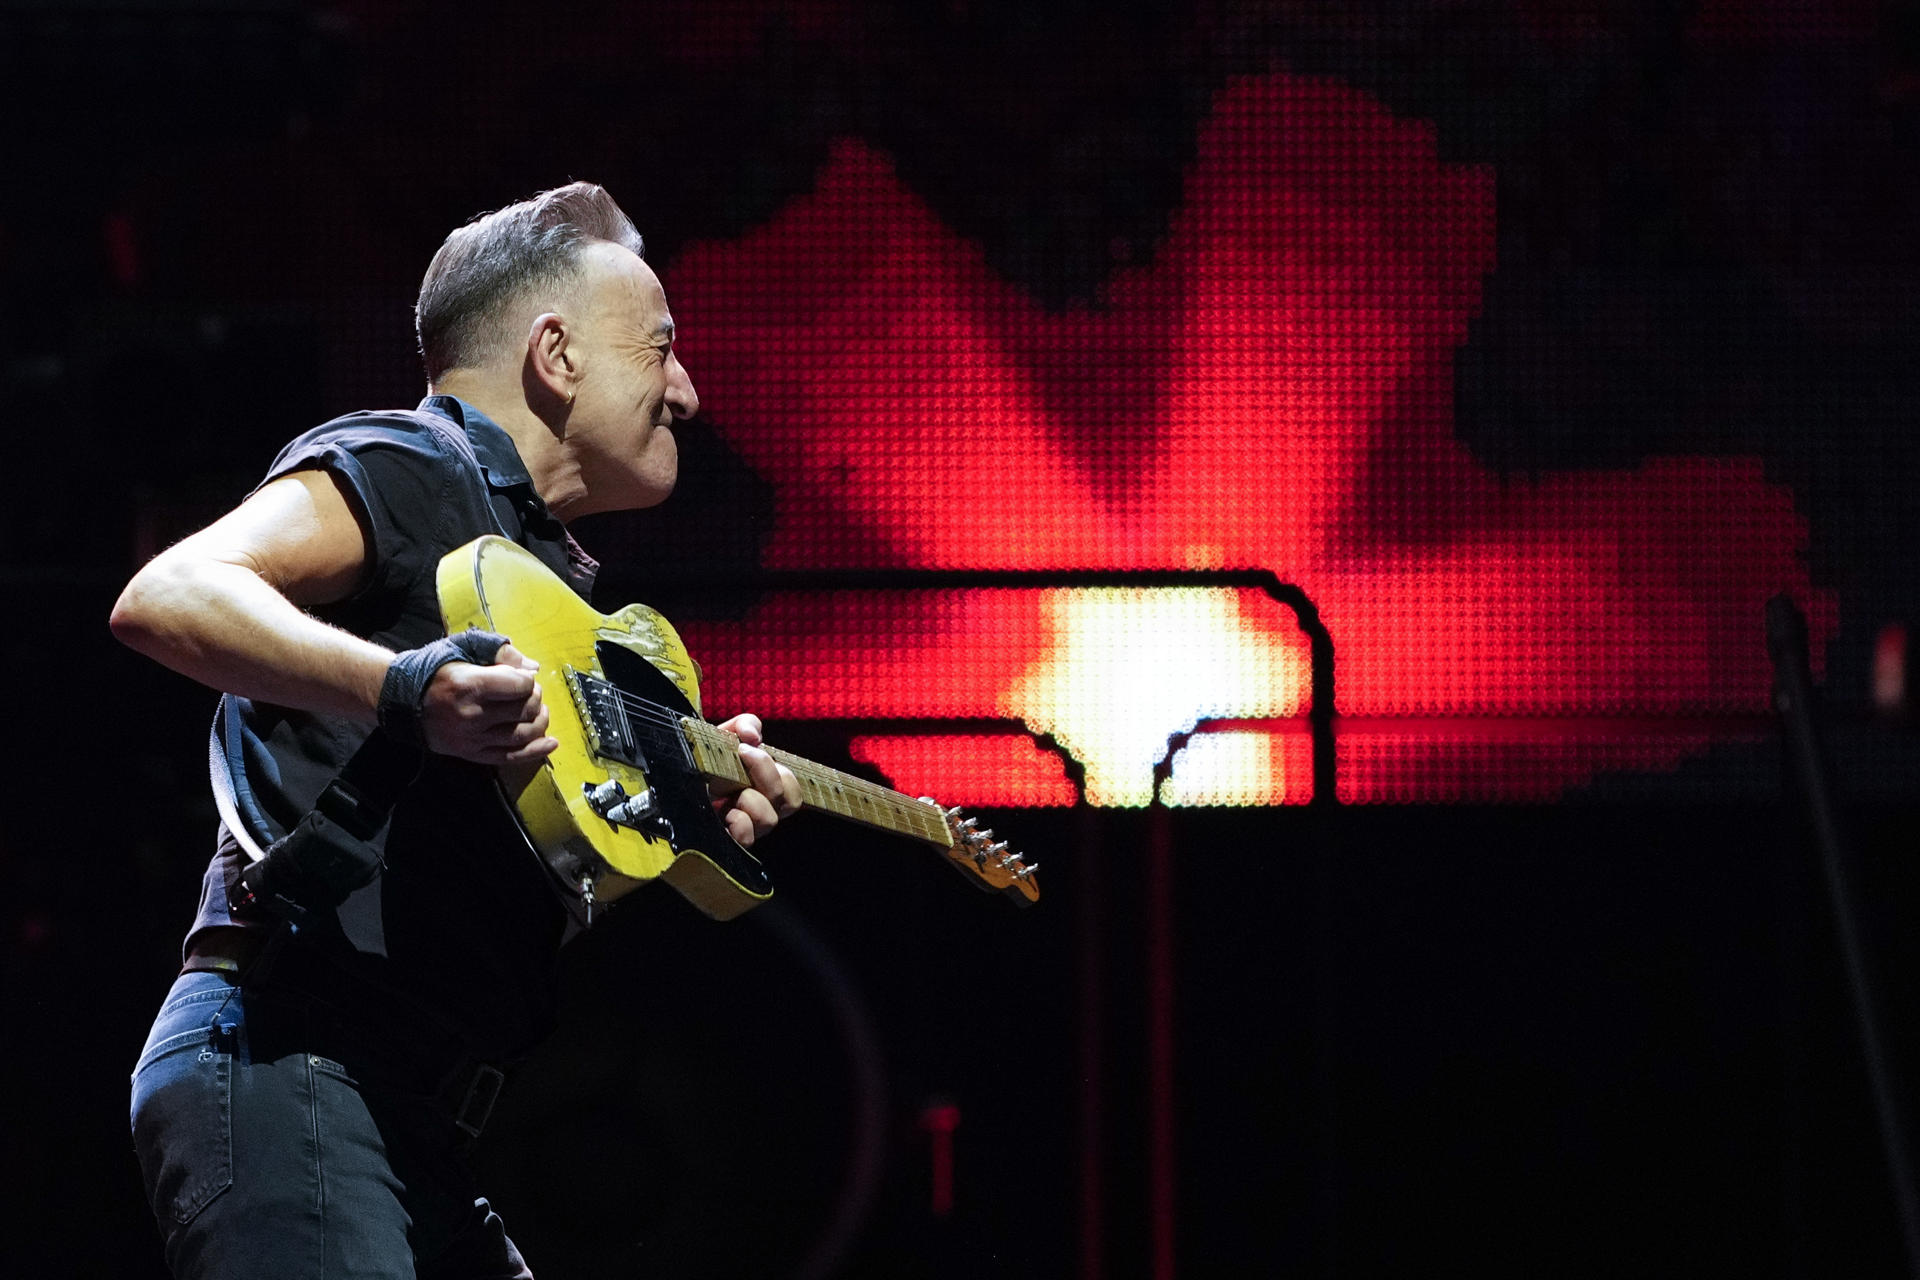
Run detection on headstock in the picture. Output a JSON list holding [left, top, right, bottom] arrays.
[[923, 800, 1040, 906]]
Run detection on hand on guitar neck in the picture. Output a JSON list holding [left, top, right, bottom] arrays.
[[698, 711, 803, 848]]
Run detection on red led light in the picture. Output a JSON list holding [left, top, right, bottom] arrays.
[[668, 73, 1835, 806], [850, 735, 1080, 809]]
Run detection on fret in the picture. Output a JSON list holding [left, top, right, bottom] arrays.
[[676, 719, 951, 847]]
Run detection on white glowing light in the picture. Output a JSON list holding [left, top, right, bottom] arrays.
[[1003, 589, 1309, 807], [1161, 731, 1286, 807]]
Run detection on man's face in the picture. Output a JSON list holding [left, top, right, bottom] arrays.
[[567, 242, 699, 512]]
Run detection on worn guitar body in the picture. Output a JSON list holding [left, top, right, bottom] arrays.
[[436, 535, 1037, 920]]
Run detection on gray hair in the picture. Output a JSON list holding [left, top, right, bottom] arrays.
[[415, 181, 645, 384]]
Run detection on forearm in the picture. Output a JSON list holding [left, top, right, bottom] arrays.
[[110, 553, 390, 722]]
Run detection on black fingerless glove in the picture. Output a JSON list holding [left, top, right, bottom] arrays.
[[376, 629, 511, 747]]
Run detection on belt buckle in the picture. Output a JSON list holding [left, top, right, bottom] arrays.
[[454, 1064, 505, 1139]]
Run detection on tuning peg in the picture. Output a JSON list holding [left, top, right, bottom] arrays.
[[983, 840, 1009, 859], [1013, 862, 1039, 880], [995, 850, 1020, 869], [957, 817, 980, 835]]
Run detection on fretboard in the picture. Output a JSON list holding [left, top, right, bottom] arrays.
[[680, 719, 954, 847]]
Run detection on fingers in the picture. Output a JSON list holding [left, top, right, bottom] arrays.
[[771, 760, 801, 816], [464, 662, 539, 703], [733, 744, 801, 817], [723, 787, 779, 847], [715, 711, 764, 747], [497, 642, 540, 672], [480, 699, 551, 753], [500, 728, 558, 764], [713, 721, 801, 847]]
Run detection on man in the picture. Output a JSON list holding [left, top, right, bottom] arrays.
[[111, 182, 800, 1278]]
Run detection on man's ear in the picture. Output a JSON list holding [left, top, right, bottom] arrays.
[[525, 312, 576, 408]]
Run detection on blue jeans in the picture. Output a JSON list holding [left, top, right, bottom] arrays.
[[130, 971, 533, 1279]]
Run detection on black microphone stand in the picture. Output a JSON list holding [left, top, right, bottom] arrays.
[[1768, 593, 1920, 1277]]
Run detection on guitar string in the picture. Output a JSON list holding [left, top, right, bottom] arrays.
[[597, 687, 955, 831], [602, 686, 912, 805], [578, 686, 1023, 866], [561, 669, 1026, 870]]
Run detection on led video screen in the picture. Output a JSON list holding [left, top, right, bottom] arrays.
[[650, 74, 1832, 806]]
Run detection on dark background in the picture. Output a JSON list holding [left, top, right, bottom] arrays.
[[5, 0, 1920, 1275]]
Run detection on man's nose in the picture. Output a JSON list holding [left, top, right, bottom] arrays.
[[667, 358, 699, 420]]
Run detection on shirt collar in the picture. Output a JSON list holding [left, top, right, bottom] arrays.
[[418, 394, 533, 492], [418, 393, 600, 592]]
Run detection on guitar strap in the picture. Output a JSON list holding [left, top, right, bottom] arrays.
[[208, 696, 270, 865], [213, 691, 429, 921]]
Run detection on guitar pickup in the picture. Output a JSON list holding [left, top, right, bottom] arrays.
[[565, 667, 648, 770]]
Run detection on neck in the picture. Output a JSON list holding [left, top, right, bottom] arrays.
[[429, 371, 589, 521]]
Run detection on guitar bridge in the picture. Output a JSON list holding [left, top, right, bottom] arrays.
[[566, 667, 647, 769]]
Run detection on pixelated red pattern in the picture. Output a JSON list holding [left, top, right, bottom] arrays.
[[850, 735, 1081, 809], [667, 73, 1834, 807], [1334, 730, 1739, 805]]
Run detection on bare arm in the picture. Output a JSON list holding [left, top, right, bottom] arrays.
[[111, 470, 391, 718], [110, 470, 554, 764]]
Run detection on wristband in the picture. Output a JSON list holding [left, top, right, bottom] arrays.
[[377, 629, 511, 747]]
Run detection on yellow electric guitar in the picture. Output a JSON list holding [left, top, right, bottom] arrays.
[[436, 535, 1039, 921]]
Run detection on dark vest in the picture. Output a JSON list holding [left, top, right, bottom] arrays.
[[192, 395, 596, 1059]]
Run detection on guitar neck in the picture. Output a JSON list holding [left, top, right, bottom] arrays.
[[680, 719, 954, 848]]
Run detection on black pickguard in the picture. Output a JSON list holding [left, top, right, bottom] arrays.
[[593, 640, 774, 897]]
